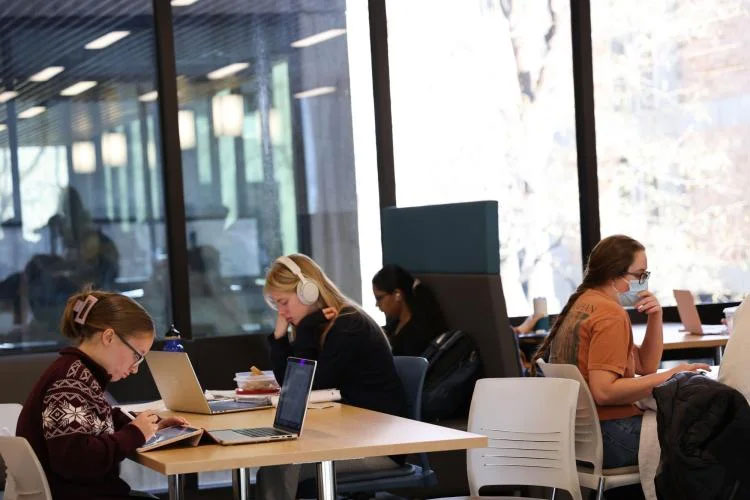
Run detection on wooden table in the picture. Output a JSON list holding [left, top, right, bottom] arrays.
[[632, 322, 729, 364], [131, 403, 487, 500]]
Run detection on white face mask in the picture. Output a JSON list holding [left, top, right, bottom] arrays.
[[618, 278, 648, 307]]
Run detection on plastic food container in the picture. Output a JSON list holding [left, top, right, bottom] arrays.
[[234, 371, 280, 393]]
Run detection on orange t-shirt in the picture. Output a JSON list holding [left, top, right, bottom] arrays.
[[549, 288, 642, 421]]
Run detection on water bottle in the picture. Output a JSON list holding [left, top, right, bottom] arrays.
[[163, 324, 185, 352]]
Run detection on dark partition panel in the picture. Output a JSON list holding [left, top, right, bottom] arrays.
[[381, 201, 521, 378]]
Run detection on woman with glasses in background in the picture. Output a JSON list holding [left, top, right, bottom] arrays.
[[531, 235, 709, 468], [16, 288, 187, 500]]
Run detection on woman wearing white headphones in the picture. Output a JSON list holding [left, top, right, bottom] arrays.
[[258, 253, 407, 499]]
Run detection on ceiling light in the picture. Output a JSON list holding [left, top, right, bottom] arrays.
[[291, 29, 347, 48], [84, 31, 130, 50], [0, 124, 6, 132], [171, 0, 199, 5], [102, 132, 127, 167], [18, 106, 46, 119], [178, 110, 196, 149], [139, 91, 158, 102], [207, 62, 249, 80], [0, 91, 18, 103], [72, 141, 96, 174], [212, 94, 244, 137], [60, 81, 98, 96], [293, 86, 336, 99], [29, 66, 64, 82]]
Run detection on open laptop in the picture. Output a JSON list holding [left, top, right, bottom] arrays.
[[673, 289, 728, 335], [209, 357, 317, 445], [146, 351, 272, 414]]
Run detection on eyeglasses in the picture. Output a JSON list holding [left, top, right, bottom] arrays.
[[625, 270, 651, 285], [113, 330, 145, 368], [374, 292, 391, 305]]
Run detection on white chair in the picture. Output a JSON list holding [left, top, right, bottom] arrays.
[[0, 404, 22, 436], [0, 435, 52, 500], [439, 377, 582, 500], [537, 360, 640, 500]]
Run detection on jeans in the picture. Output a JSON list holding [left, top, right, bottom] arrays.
[[600, 414, 642, 469]]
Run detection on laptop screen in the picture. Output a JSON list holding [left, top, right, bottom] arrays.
[[273, 357, 317, 434]]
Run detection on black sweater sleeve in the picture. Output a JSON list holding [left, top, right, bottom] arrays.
[[267, 309, 328, 385]]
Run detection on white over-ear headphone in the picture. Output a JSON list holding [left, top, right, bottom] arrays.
[[273, 256, 320, 306]]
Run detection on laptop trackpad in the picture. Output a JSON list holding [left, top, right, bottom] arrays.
[[209, 400, 266, 411]]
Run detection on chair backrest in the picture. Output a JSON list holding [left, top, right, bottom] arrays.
[[467, 377, 582, 500], [393, 356, 428, 421], [536, 359, 604, 473], [0, 403, 22, 435], [0, 435, 52, 500]]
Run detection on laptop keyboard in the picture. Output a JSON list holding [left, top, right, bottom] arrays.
[[234, 427, 288, 437], [209, 400, 263, 411]]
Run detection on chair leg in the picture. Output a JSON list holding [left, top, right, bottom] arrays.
[[596, 477, 605, 500]]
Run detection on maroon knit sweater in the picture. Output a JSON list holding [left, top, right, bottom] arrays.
[[16, 347, 146, 500]]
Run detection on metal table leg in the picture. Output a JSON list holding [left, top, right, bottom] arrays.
[[316, 460, 337, 500], [168, 474, 184, 500], [232, 467, 250, 500], [715, 345, 723, 365]]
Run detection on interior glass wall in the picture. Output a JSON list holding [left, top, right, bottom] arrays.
[[0, 0, 170, 352], [171, 0, 368, 336]]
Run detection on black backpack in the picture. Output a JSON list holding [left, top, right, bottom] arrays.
[[420, 330, 482, 422]]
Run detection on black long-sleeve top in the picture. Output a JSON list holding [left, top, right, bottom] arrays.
[[268, 307, 407, 418]]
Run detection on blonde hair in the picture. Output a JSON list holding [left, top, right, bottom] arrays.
[[264, 254, 381, 344], [61, 287, 155, 344]]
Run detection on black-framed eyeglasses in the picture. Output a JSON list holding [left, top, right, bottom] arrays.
[[625, 270, 651, 285], [113, 330, 145, 368], [374, 292, 391, 305]]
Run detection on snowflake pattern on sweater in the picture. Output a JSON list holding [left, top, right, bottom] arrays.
[[41, 360, 114, 439]]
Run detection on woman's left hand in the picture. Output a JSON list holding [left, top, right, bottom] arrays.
[[157, 416, 190, 430], [635, 291, 662, 316], [321, 307, 338, 321]]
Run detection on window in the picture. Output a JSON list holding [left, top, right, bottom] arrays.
[[0, 0, 171, 351], [171, 0, 379, 336], [386, 0, 582, 315], [593, 0, 750, 305]]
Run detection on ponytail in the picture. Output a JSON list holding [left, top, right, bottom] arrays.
[[529, 285, 587, 375]]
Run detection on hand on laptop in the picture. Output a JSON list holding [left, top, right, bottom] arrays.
[[158, 416, 190, 430], [634, 291, 662, 316]]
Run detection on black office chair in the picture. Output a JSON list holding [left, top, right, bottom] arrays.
[[336, 355, 437, 495]]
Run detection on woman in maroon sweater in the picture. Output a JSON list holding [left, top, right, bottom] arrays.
[[16, 289, 186, 500]]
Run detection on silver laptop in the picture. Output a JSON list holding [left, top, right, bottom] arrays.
[[146, 351, 272, 414], [673, 289, 728, 335], [209, 357, 317, 445]]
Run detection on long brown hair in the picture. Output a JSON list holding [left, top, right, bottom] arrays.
[[61, 287, 155, 344], [530, 235, 644, 373]]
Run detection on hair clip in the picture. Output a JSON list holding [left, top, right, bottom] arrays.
[[73, 295, 99, 325]]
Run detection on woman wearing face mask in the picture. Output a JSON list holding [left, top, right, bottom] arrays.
[[372, 264, 447, 356], [16, 289, 187, 500], [531, 235, 709, 468], [258, 254, 407, 500]]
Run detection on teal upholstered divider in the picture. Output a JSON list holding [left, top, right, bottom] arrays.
[[381, 201, 499, 274], [380, 201, 521, 378]]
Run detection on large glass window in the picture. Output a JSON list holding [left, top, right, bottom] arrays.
[[386, 0, 582, 316], [593, 0, 750, 305], [0, 0, 170, 352], [171, 0, 378, 336]]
